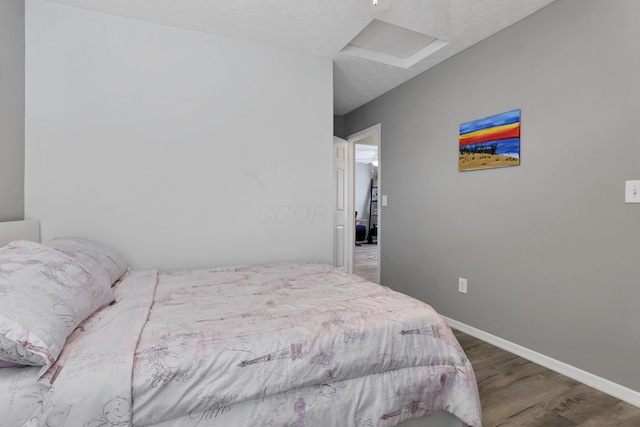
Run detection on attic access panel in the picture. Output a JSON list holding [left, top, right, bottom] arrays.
[[341, 19, 448, 69]]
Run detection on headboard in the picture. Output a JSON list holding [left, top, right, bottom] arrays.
[[0, 220, 41, 247]]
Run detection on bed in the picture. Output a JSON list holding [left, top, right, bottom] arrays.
[[0, 221, 481, 427]]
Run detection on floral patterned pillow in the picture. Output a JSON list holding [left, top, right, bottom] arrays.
[[0, 240, 126, 371], [44, 237, 128, 289]]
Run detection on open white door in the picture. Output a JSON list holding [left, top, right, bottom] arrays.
[[347, 124, 381, 283], [333, 136, 351, 272]]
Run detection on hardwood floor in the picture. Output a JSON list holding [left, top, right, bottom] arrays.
[[453, 329, 640, 426], [353, 243, 378, 283]]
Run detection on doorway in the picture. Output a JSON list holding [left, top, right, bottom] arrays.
[[348, 125, 381, 284]]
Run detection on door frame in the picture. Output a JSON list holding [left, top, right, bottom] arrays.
[[346, 123, 381, 283], [333, 136, 351, 272]]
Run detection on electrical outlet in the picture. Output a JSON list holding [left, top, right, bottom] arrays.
[[625, 180, 640, 203], [458, 278, 468, 294]]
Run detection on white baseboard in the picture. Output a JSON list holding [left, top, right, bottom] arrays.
[[443, 316, 640, 409]]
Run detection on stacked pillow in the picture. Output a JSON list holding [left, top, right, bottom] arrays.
[[0, 238, 127, 372]]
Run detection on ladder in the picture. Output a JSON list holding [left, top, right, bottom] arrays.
[[367, 178, 378, 244]]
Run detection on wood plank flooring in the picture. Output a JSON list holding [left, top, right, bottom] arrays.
[[453, 329, 640, 426], [353, 243, 378, 283]]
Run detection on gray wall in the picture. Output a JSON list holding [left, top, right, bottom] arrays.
[[0, 0, 25, 221], [334, 115, 345, 138], [344, 0, 640, 392]]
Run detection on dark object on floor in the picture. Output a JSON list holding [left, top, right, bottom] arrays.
[[367, 223, 377, 244], [355, 224, 366, 243]]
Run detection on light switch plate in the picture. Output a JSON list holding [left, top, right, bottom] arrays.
[[458, 278, 467, 294], [625, 180, 640, 203], [381, 195, 388, 206]]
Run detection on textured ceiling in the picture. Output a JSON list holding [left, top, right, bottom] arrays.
[[44, 0, 556, 115]]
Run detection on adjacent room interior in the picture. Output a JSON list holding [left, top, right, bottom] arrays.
[[353, 140, 380, 283]]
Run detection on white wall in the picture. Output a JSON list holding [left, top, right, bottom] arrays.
[[25, 0, 333, 270], [354, 163, 373, 222], [0, 0, 25, 221]]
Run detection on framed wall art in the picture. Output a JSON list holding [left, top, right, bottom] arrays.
[[459, 109, 521, 171]]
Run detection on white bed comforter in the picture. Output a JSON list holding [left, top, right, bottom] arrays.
[[2, 263, 481, 427]]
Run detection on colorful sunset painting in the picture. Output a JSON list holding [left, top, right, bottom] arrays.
[[459, 109, 521, 171]]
